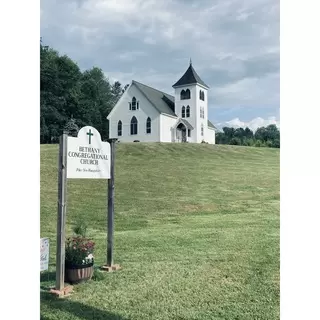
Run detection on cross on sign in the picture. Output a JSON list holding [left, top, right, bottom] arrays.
[[86, 129, 94, 144]]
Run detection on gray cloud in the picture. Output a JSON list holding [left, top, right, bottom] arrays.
[[41, 0, 279, 123]]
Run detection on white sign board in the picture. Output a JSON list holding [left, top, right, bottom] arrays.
[[67, 126, 111, 179], [40, 238, 49, 272]]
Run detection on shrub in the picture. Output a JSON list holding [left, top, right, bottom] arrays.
[[230, 137, 241, 145]]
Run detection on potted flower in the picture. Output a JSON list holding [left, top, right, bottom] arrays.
[[65, 221, 95, 284]]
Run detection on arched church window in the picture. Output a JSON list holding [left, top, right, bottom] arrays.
[[201, 123, 204, 136], [131, 97, 139, 110], [199, 90, 205, 101], [186, 106, 190, 118], [146, 117, 151, 134], [182, 106, 186, 118], [117, 120, 122, 136], [132, 97, 136, 109], [181, 89, 191, 100], [130, 116, 138, 135]]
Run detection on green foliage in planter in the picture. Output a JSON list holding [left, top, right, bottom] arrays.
[[73, 220, 88, 237]]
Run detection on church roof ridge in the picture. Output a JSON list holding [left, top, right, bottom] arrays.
[[132, 80, 174, 99]]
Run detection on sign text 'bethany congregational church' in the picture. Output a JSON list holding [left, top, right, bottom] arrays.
[[68, 146, 108, 166], [67, 126, 111, 179]]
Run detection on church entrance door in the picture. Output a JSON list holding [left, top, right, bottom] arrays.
[[177, 123, 187, 143], [181, 129, 186, 142]]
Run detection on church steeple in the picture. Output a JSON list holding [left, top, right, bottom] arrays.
[[172, 60, 209, 89]]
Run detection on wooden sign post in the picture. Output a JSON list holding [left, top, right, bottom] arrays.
[[56, 133, 68, 292], [52, 127, 119, 297], [101, 139, 121, 271]]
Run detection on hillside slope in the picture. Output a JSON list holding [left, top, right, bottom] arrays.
[[40, 143, 280, 320]]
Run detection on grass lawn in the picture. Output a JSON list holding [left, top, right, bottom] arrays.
[[40, 143, 280, 320]]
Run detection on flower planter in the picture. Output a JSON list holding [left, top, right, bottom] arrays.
[[65, 262, 94, 284]]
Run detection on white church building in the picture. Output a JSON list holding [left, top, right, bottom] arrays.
[[107, 61, 217, 144]]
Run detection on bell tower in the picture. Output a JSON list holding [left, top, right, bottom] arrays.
[[172, 60, 209, 143]]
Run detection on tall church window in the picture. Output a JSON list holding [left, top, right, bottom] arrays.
[[117, 120, 122, 136], [201, 124, 204, 136], [186, 106, 190, 118], [185, 89, 191, 99], [146, 117, 151, 134], [130, 116, 138, 135], [131, 97, 139, 110], [199, 90, 205, 101], [180, 90, 186, 100], [200, 107, 205, 118], [182, 106, 186, 118]]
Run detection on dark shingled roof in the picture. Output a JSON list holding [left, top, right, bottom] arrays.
[[172, 63, 209, 88], [132, 80, 176, 116], [208, 120, 217, 130], [131, 80, 216, 130]]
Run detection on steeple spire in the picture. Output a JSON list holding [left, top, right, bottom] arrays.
[[172, 59, 209, 88]]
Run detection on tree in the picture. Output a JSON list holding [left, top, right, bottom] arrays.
[[223, 127, 235, 139], [244, 127, 254, 138], [234, 128, 245, 139], [111, 81, 123, 105], [215, 125, 280, 148], [122, 84, 130, 93], [230, 137, 241, 145], [64, 117, 79, 137], [255, 127, 267, 142], [77, 67, 114, 140], [215, 132, 228, 144], [40, 42, 82, 143], [40, 41, 126, 143]]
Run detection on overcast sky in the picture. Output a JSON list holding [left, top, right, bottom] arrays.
[[40, 0, 279, 131]]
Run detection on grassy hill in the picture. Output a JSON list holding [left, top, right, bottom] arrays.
[[40, 143, 280, 320]]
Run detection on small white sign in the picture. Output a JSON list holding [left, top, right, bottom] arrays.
[[40, 238, 49, 272], [67, 126, 111, 179]]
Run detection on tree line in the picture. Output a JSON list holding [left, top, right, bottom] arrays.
[[40, 40, 128, 143], [215, 125, 280, 148]]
